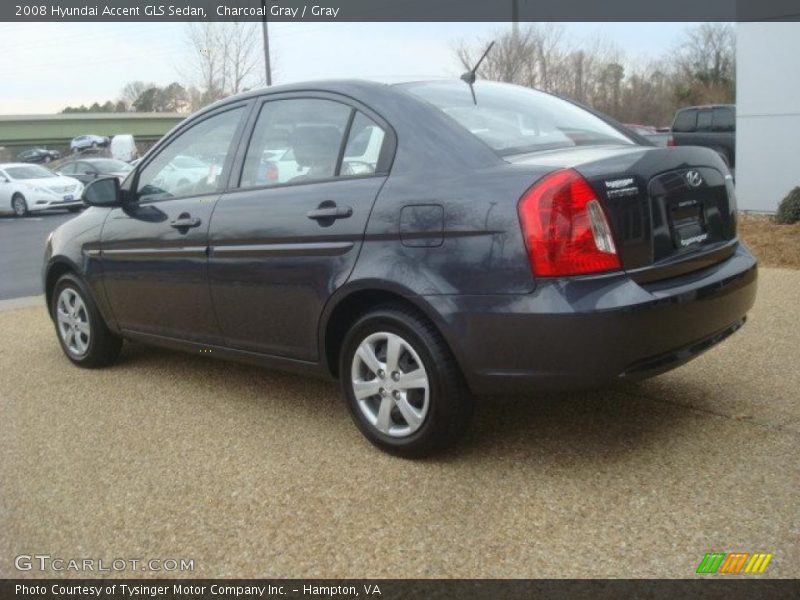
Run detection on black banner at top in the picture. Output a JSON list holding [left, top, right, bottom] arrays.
[[4, 0, 800, 22]]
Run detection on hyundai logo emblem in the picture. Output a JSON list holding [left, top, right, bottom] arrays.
[[686, 170, 703, 187]]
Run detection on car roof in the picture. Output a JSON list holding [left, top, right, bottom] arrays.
[[678, 104, 735, 111], [0, 162, 45, 168]]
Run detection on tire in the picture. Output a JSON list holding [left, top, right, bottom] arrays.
[[91, 142, 98, 149], [51, 273, 122, 368], [67, 207, 81, 213], [11, 194, 28, 217], [339, 305, 473, 458]]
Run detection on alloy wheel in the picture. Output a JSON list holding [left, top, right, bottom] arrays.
[[12, 197, 26, 217], [56, 287, 91, 357], [350, 331, 430, 437]]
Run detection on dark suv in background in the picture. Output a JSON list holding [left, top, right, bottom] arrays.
[[669, 104, 736, 168]]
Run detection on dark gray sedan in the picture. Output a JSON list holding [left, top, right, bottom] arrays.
[[43, 80, 757, 456]]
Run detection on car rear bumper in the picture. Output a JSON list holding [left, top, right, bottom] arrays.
[[425, 242, 758, 395]]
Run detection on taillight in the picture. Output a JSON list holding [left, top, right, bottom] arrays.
[[667, 135, 676, 147], [517, 169, 621, 277]]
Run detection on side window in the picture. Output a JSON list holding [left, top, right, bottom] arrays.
[[341, 112, 387, 177], [240, 98, 351, 188], [672, 109, 697, 133], [712, 107, 735, 132], [136, 107, 244, 202], [60, 162, 76, 174], [696, 110, 712, 132]]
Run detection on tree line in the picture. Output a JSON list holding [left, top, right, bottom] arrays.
[[455, 23, 735, 126], [62, 22, 735, 127]]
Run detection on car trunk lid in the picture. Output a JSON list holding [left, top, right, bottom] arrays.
[[507, 145, 737, 283]]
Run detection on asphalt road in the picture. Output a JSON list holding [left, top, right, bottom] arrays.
[[0, 211, 75, 300], [1, 268, 798, 578]]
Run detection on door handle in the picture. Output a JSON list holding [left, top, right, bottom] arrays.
[[307, 202, 352, 221], [170, 216, 202, 230]]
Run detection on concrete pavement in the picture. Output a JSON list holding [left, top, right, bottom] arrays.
[[1, 268, 798, 578]]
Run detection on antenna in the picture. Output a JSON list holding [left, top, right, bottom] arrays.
[[460, 41, 495, 105]]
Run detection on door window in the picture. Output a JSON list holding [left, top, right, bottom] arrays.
[[341, 112, 386, 177], [136, 107, 244, 202], [60, 162, 77, 174], [712, 107, 735, 132], [696, 110, 712, 132], [672, 109, 697, 133], [240, 98, 351, 188]]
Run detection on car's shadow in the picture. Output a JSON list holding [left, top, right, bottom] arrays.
[[116, 341, 695, 465]]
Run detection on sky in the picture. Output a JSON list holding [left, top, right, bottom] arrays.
[[0, 22, 698, 114]]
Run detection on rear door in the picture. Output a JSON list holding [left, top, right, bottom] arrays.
[[101, 104, 249, 343], [208, 94, 393, 361]]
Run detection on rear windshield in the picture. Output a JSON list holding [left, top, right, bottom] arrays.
[[401, 81, 634, 156]]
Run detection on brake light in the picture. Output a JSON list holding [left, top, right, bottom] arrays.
[[667, 135, 676, 147], [517, 169, 621, 277]]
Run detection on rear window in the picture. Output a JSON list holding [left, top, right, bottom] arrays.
[[712, 107, 735, 132], [401, 81, 633, 156], [672, 109, 697, 132]]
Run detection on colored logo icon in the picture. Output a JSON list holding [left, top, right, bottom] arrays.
[[696, 552, 773, 574]]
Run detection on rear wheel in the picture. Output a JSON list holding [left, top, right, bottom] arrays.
[[340, 305, 473, 457], [67, 207, 81, 213], [12, 194, 28, 217], [52, 273, 122, 368]]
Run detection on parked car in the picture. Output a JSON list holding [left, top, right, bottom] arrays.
[[0, 163, 83, 216], [623, 123, 670, 147], [44, 80, 756, 457], [668, 104, 736, 167], [17, 148, 61, 163], [70, 134, 110, 153], [110, 134, 138, 162], [56, 158, 133, 185]]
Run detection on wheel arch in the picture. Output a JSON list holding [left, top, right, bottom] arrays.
[[318, 280, 463, 380], [44, 258, 82, 315]]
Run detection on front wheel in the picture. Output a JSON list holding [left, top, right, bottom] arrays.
[[340, 305, 473, 457], [52, 273, 122, 368], [12, 194, 28, 217]]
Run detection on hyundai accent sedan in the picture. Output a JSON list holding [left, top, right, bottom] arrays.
[[43, 80, 757, 457]]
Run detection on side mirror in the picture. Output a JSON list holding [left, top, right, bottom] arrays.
[[85, 170, 98, 178], [83, 176, 122, 207]]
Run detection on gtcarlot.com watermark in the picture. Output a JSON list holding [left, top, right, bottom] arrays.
[[15, 554, 194, 573]]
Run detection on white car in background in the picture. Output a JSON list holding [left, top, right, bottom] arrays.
[[70, 134, 110, 153], [0, 163, 84, 216]]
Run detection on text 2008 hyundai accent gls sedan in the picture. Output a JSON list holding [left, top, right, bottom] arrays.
[[43, 80, 757, 457]]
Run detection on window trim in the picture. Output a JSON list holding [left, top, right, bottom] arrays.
[[128, 101, 252, 205], [229, 90, 396, 194]]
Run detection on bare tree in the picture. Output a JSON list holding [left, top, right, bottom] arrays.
[[119, 81, 154, 111], [186, 22, 265, 109], [453, 23, 735, 127]]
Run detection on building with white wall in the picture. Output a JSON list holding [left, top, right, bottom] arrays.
[[736, 22, 800, 212]]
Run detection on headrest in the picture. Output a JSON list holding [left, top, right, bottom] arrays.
[[291, 125, 342, 167]]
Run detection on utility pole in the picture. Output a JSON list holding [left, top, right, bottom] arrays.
[[260, 0, 272, 86], [511, 0, 519, 40]]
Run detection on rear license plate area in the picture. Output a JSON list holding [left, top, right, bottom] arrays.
[[670, 199, 708, 249]]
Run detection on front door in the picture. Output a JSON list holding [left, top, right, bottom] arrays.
[[101, 105, 248, 343], [209, 96, 392, 361]]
